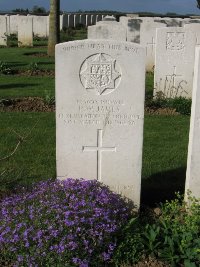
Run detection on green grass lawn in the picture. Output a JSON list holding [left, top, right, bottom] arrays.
[[0, 76, 54, 98]]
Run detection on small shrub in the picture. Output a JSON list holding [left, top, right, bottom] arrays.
[[27, 62, 39, 75], [114, 194, 200, 267], [113, 218, 144, 265], [0, 179, 132, 266], [142, 193, 200, 266], [146, 96, 192, 115], [44, 90, 55, 105], [0, 61, 12, 75]]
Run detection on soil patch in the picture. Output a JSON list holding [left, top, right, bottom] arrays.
[[15, 69, 55, 77], [0, 97, 55, 112], [23, 52, 49, 58]]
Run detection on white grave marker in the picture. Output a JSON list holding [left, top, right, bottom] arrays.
[[0, 16, 7, 46], [140, 21, 166, 71], [56, 40, 145, 208], [154, 27, 196, 98], [185, 46, 200, 202], [88, 21, 126, 41], [18, 16, 33, 47]]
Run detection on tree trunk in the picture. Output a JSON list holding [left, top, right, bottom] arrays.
[[48, 0, 60, 57]]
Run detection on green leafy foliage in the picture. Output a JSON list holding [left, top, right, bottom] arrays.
[[114, 194, 200, 266], [0, 61, 12, 75], [146, 96, 192, 115]]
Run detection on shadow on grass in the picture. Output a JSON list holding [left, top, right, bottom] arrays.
[[8, 62, 28, 67], [141, 167, 186, 207], [0, 84, 37, 90]]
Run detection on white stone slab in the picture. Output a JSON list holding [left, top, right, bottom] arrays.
[[184, 23, 200, 45], [0, 16, 7, 46], [56, 40, 145, 208], [88, 21, 126, 41], [18, 16, 33, 47], [33, 16, 48, 37], [10, 15, 19, 34], [5, 15, 10, 35], [120, 17, 142, 43], [74, 14, 80, 27], [185, 46, 200, 202], [140, 21, 166, 71], [154, 27, 196, 98], [68, 14, 74, 27], [86, 15, 92, 26]]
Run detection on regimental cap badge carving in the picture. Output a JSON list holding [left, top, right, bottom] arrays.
[[80, 53, 121, 95]]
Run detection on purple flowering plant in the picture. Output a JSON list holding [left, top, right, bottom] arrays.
[[0, 179, 133, 266]]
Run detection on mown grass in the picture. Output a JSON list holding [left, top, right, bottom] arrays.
[[0, 112, 56, 194], [0, 76, 54, 98]]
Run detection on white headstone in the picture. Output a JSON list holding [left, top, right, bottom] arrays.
[[10, 15, 19, 34], [33, 16, 48, 37], [154, 27, 196, 98], [184, 23, 200, 45], [120, 17, 142, 43], [185, 46, 200, 202], [0, 16, 7, 46], [68, 14, 74, 27], [88, 21, 126, 41], [56, 40, 145, 208], [140, 21, 166, 71], [18, 16, 33, 47], [86, 14, 92, 26], [74, 14, 80, 27]]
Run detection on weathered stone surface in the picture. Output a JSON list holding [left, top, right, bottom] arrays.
[[33, 16, 48, 37], [0, 16, 7, 46], [88, 21, 126, 41], [18, 16, 33, 47], [185, 46, 200, 202], [140, 21, 166, 71], [154, 27, 196, 98], [56, 40, 145, 208], [120, 16, 142, 43]]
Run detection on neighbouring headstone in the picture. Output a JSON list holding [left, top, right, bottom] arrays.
[[0, 16, 7, 46], [68, 14, 74, 27], [120, 16, 142, 43], [5, 15, 10, 36], [184, 23, 200, 45], [33, 16, 48, 37], [56, 39, 145, 208], [18, 16, 33, 47], [80, 14, 86, 26], [154, 27, 196, 98], [74, 14, 80, 27], [85, 14, 92, 26], [60, 14, 68, 30], [185, 46, 200, 202], [10, 15, 19, 34], [140, 21, 166, 71], [88, 21, 126, 41]]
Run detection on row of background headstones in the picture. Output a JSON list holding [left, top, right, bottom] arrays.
[[88, 16, 200, 99]]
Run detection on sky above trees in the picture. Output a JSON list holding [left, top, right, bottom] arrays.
[[0, 0, 199, 15]]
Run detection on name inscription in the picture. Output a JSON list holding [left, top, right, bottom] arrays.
[[58, 99, 143, 127]]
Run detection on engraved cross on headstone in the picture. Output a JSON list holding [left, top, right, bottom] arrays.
[[166, 66, 182, 88], [146, 37, 156, 55], [82, 129, 116, 181]]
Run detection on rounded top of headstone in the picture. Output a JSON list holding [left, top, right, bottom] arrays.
[[102, 15, 116, 21]]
